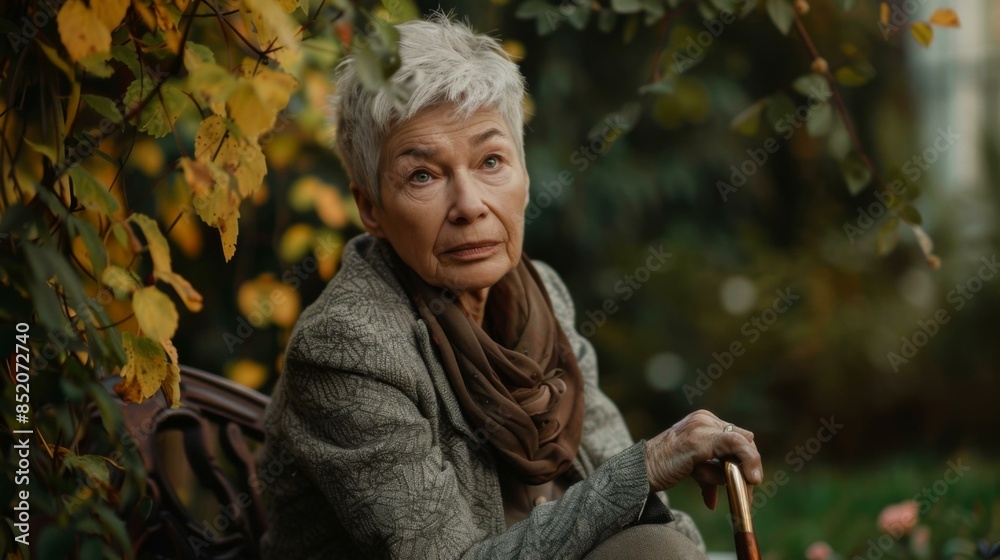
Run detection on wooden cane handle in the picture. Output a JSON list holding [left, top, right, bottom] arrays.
[[724, 461, 761, 560]]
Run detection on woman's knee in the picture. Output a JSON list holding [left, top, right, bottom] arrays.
[[582, 524, 709, 560]]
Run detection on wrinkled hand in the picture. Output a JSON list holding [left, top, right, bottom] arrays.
[[645, 409, 763, 510]]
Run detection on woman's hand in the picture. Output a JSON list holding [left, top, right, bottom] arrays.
[[645, 409, 763, 510]]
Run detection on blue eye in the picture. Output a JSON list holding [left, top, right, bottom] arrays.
[[410, 170, 432, 183]]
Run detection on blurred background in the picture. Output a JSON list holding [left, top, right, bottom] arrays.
[[88, 0, 1000, 557]]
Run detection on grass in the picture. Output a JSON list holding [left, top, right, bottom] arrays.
[[665, 452, 1000, 559]]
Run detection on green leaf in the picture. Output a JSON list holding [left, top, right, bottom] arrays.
[[111, 222, 130, 248], [24, 136, 58, 162], [766, 0, 794, 34], [83, 94, 123, 123], [638, 75, 675, 95], [792, 73, 831, 100], [566, 1, 592, 30], [78, 53, 115, 78], [835, 61, 876, 87], [730, 100, 766, 136], [805, 103, 833, 137], [382, 0, 420, 21], [899, 204, 922, 225], [63, 453, 111, 486], [612, 0, 643, 13], [516, 0, 555, 17], [123, 78, 188, 138], [110, 44, 140, 77], [840, 151, 872, 196], [68, 216, 108, 279], [69, 167, 120, 215], [102, 265, 140, 299]]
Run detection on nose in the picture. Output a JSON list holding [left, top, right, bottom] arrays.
[[447, 170, 489, 224]]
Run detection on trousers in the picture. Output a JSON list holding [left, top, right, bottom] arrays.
[[581, 525, 711, 560]]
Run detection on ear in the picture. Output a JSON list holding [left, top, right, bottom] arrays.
[[349, 182, 385, 238]]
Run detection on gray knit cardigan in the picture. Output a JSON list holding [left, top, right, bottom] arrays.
[[258, 233, 705, 559]]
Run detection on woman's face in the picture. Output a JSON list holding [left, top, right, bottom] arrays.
[[352, 104, 529, 291]]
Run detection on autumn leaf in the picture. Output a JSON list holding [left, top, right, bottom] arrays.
[[240, 0, 302, 71], [237, 273, 301, 328], [57, 0, 113, 62], [928, 8, 959, 27], [130, 214, 172, 275], [91, 0, 130, 31], [879, 2, 889, 25], [158, 271, 204, 312], [129, 213, 204, 308], [101, 265, 140, 299], [132, 285, 179, 341], [910, 22, 933, 47], [194, 115, 267, 198], [180, 157, 243, 261], [115, 332, 180, 406]]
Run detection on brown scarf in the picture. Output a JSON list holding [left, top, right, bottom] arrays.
[[389, 248, 585, 484]]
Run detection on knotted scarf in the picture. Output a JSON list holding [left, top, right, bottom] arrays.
[[389, 248, 585, 484]]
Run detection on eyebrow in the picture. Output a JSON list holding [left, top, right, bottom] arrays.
[[393, 127, 510, 162]]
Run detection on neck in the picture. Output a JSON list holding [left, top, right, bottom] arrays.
[[456, 287, 490, 327]]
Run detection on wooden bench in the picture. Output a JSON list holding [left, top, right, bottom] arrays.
[[103, 365, 270, 559]]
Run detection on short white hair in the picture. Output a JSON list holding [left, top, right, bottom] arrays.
[[330, 12, 527, 206]]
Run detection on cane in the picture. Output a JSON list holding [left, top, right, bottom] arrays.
[[724, 460, 761, 560]]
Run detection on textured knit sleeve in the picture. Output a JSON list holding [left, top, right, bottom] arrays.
[[531, 260, 707, 552], [276, 339, 657, 560]]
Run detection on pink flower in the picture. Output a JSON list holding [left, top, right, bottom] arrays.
[[877, 500, 919, 536], [806, 541, 833, 560]]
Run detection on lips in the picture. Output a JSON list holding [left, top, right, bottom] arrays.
[[445, 241, 501, 254]]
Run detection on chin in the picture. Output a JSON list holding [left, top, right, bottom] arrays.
[[444, 257, 513, 291]]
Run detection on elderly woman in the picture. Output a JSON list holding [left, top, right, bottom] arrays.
[[258, 14, 762, 560]]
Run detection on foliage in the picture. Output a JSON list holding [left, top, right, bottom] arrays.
[[0, 0, 416, 555]]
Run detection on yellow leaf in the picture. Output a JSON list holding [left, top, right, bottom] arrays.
[[154, 3, 183, 54], [910, 22, 933, 47], [289, 176, 321, 211], [57, 0, 113, 62], [130, 214, 172, 275], [115, 333, 171, 403], [879, 2, 889, 25], [180, 157, 243, 261], [240, 0, 302, 71], [227, 83, 275, 141], [237, 274, 302, 328], [928, 7, 959, 27], [245, 61, 300, 113], [279, 223, 315, 262], [133, 286, 179, 341], [194, 116, 267, 198], [162, 362, 182, 407], [187, 62, 239, 116], [161, 337, 179, 365], [91, 0, 130, 31], [101, 265, 140, 299], [226, 359, 269, 390], [129, 140, 165, 176], [220, 212, 239, 261], [316, 185, 348, 229], [157, 270, 204, 312]]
